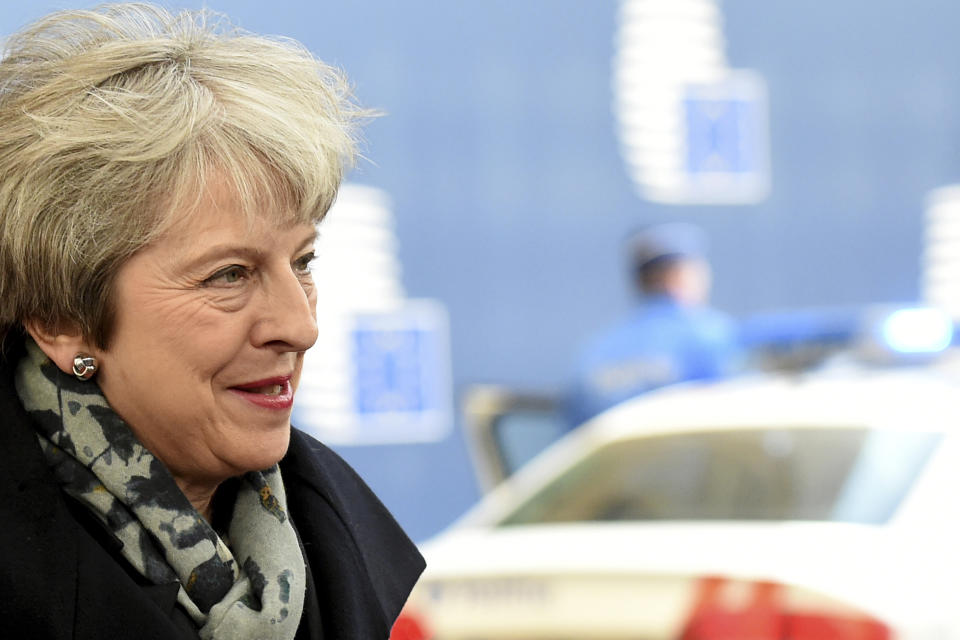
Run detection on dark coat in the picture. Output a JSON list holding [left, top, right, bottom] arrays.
[[0, 333, 425, 639]]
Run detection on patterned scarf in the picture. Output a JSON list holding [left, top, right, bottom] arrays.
[[14, 339, 307, 639]]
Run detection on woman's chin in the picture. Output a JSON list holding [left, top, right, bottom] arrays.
[[226, 427, 293, 475]]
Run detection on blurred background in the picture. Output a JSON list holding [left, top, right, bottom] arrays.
[[6, 0, 960, 545]]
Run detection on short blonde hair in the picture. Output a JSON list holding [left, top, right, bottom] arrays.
[[0, 2, 365, 346]]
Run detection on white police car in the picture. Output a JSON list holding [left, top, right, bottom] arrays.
[[392, 307, 960, 640]]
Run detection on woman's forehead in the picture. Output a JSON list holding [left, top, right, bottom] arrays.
[[164, 203, 313, 244], [158, 170, 313, 233]]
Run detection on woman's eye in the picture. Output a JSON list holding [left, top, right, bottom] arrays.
[[294, 251, 316, 274], [205, 265, 249, 286]]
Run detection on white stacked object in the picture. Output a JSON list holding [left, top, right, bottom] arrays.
[[613, 0, 769, 205], [295, 183, 405, 437], [613, 0, 728, 203], [922, 185, 960, 319]]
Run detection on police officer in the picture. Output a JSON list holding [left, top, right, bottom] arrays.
[[566, 223, 740, 426]]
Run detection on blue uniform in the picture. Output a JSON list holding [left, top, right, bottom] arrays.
[[567, 296, 740, 426]]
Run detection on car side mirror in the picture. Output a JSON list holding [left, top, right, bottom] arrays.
[[462, 385, 565, 492]]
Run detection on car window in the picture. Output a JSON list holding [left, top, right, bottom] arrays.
[[499, 427, 942, 526]]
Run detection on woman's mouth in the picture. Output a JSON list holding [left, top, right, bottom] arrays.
[[246, 383, 283, 395], [228, 376, 294, 409]]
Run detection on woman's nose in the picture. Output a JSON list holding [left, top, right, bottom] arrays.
[[251, 268, 319, 352]]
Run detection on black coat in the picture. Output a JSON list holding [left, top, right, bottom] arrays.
[[0, 334, 425, 639]]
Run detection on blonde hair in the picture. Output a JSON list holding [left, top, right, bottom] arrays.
[[0, 3, 365, 346]]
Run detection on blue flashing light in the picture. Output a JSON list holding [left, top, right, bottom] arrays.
[[880, 308, 954, 354]]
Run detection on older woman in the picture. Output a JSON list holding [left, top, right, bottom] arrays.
[[0, 4, 423, 639]]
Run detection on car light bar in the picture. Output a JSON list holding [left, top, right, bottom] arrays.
[[741, 304, 956, 371]]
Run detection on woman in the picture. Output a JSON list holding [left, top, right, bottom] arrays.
[[0, 4, 424, 639]]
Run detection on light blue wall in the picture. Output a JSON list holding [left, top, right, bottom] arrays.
[[5, 2, 960, 541]]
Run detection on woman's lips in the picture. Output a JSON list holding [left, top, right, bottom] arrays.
[[228, 376, 294, 410]]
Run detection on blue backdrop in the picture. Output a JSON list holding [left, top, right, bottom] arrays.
[[5, 1, 960, 541]]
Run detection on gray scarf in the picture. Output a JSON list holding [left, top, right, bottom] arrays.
[[15, 339, 307, 639]]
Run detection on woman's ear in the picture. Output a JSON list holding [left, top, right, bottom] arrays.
[[23, 318, 98, 377]]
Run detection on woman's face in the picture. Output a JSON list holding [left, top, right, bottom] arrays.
[[94, 179, 319, 485]]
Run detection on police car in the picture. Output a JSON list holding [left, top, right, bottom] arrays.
[[392, 307, 960, 640]]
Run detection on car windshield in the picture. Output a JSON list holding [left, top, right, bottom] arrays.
[[500, 427, 942, 526]]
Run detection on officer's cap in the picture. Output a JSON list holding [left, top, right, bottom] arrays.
[[626, 222, 708, 272]]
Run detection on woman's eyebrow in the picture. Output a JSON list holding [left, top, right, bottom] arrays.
[[294, 229, 319, 252], [180, 245, 267, 272], [180, 230, 318, 272]]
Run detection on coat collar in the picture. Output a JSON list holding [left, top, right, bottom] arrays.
[[280, 428, 425, 637]]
